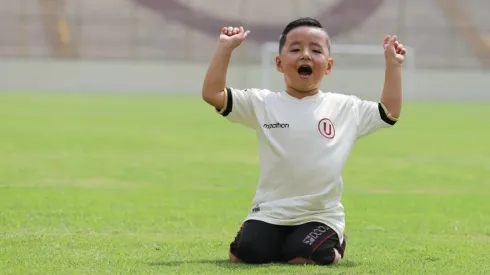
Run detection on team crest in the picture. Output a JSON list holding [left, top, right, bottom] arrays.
[[318, 118, 335, 139]]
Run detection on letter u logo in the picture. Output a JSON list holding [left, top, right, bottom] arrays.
[[318, 118, 335, 139]]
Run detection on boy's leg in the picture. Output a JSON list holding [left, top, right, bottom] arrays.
[[281, 222, 347, 265], [229, 220, 289, 264]]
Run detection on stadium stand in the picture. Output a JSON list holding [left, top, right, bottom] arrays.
[[0, 0, 489, 69]]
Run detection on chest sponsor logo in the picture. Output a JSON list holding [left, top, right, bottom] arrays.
[[263, 122, 289, 129]]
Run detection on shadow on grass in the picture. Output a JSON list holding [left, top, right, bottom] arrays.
[[148, 260, 268, 269], [148, 259, 358, 269]]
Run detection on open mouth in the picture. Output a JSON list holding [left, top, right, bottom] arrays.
[[297, 65, 313, 77]]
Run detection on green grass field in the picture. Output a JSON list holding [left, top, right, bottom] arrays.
[[1, 93, 489, 274]]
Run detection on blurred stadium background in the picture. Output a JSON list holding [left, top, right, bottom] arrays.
[[0, 0, 489, 99]]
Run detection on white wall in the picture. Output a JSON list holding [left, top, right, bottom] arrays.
[[1, 59, 488, 101]]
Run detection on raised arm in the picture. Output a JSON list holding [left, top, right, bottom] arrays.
[[380, 35, 407, 120], [202, 26, 250, 110]]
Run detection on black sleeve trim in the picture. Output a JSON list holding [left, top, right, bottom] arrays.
[[216, 87, 233, 117], [378, 103, 397, 125]]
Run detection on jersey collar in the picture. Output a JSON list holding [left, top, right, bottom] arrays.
[[281, 90, 324, 101]]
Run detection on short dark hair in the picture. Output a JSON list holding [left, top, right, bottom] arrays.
[[278, 17, 331, 54]]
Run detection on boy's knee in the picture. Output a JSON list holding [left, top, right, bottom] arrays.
[[311, 246, 343, 265], [230, 240, 276, 264], [287, 257, 315, 265], [229, 252, 241, 263], [285, 248, 342, 266], [281, 223, 347, 266]]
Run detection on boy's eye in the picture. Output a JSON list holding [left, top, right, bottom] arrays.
[[313, 50, 322, 53], [291, 49, 300, 52]]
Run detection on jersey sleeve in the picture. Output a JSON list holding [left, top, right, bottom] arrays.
[[215, 87, 269, 129], [351, 96, 399, 138]]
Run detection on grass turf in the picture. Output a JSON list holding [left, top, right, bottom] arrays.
[[1, 93, 489, 274]]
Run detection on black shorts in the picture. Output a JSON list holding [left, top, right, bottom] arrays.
[[229, 220, 346, 265]]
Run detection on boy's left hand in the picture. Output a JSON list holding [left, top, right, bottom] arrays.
[[383, 35, 407, 66]]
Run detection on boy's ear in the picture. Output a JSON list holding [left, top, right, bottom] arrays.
[[325, 58, 334, 76], [275, 56, 284, 73]]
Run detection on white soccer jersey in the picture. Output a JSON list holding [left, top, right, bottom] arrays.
[[216, 87, 398, 244]]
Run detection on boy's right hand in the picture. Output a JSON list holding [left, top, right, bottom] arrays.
[[201, 26, 250, 111], [219, 26, 250, 50]]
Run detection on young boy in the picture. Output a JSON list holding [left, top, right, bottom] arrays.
[[201, 17, 406, 265]]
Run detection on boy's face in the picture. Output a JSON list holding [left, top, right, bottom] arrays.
[[276, 26, 333, 94]]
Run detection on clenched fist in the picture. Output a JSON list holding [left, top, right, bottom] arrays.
[[218, 26, 250, 50], [383, 35, 407, 66]]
